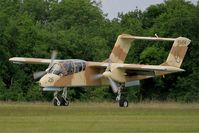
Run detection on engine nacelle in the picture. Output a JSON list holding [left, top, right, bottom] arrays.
[[110, 67, 125, 83]]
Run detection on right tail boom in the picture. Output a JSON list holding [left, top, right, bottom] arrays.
[[162, 37, 191, 68]]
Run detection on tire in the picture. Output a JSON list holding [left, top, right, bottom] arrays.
[[119, 99, 124, 107], [53, 98, 61, 106], [123, 99, 128, 108], [119, 99, 128, 108], [60, 97, 69, 106]]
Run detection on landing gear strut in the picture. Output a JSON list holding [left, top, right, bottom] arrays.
[[53, 87, 69, 106], [116, 85, 128, 108]]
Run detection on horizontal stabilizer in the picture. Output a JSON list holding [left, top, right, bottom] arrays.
[[120, 34, 176, 41]]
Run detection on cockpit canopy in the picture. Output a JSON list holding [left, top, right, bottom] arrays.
[[49, 59, 86, 76]]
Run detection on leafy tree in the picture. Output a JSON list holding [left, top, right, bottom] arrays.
[[26, 84, 43, 101], [0, 78, 6, 100], [140, 46, 167, 65]]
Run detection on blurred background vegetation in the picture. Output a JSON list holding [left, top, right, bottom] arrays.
[[0, 0, 198, 102]]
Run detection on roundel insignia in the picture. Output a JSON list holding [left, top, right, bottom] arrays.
[[175, 55, 181, 63], [48, 77, 54, 83], [174, 48, 181, 63]]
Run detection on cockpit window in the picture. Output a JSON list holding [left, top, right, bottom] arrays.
[[49, 60, 86, 76], [49, 63, 62, 75], [63, 61, 74, 75]]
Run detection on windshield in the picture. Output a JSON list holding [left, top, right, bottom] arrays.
[[49, 63, 63, 75], [48, 60, 86, 76]]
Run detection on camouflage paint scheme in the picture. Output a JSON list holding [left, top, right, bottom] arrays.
[[9, 34, 191, 89]]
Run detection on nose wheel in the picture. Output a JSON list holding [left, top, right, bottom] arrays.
[[53, 87, 69, 106]]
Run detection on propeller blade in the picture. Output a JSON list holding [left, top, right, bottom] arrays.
[[106, 58, 112, 71], [33, 50, 57, 80], [33, 71, 47, 80], [51, 50, 57, 64], [107, 77, 118, 94], [48, 50, 57, 69]]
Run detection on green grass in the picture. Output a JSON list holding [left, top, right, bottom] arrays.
[[0, 102, 199, 133]]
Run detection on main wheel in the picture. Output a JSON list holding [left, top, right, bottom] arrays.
[[53, 97, 61, 106], [119, 99, 128, 107], [60, 97, 69, 106], [123, 99, 128, 108]]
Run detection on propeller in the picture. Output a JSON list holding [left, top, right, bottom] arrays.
[[107, 77, 118, 93], [93, 58, 119, 94], [33, 51, 57, 80], [92, 74, 104, 80], [33, 71, 47, 80], [48, 50, 58, 70]]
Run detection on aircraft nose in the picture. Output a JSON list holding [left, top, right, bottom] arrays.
[[39, 73, 60, 87], [39, 75, 47, 87]]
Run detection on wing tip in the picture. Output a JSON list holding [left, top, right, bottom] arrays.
[[9, 57, 15, 62]]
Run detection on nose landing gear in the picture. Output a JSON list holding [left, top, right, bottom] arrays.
[[53, 87, 69, 106]]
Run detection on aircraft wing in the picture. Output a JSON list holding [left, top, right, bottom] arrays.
[[117, 64, 184, 76], [88, 62, 184, 76], [118, 64, 184, 72], [9, 57, 61, 64], [87, 62, 108, 68], [88, 62, 183, 71]]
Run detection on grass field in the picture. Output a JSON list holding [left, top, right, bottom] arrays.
[[0, 102, 199, 133]]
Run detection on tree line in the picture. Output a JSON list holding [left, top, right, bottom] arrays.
[[0, 0, 198, 102]]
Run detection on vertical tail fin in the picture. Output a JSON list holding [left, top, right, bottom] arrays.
[[109, 34, 134, 63], [162, 37, 191, 68]]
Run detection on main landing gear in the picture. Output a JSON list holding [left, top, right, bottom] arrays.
[[52, 86, 128, 108], [116, 85, 128, 108], [53, 87, 69, 106]]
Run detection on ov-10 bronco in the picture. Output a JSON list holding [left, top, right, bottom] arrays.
[[9, 34, 191, 107]]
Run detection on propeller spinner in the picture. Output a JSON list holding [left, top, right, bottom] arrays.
[[93, 59, 119, 94]]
